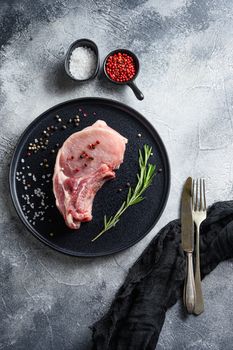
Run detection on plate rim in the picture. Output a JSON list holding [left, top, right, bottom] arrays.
[[9, 97, 171, 257]]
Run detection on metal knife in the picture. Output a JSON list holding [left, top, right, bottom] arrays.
[[181, 177, 196, 313]]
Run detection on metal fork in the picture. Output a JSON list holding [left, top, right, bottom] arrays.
[[192, 178, 207, 315]]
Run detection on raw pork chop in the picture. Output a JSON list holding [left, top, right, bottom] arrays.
[[53, 120, 127, 229]]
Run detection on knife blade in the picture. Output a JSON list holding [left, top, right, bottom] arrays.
[[181, 176, 196, 313], [181, 177, 193, 252]]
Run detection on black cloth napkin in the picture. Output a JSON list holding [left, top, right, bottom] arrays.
[[92, 201, 233, 350]]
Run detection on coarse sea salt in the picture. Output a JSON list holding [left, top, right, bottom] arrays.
[[69, 46, 97, 80]]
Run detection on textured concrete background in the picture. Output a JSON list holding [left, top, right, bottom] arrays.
[[1, 0, 233, 349]]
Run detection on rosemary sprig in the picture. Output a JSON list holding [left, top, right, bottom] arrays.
[[92, 144, 156, 242]]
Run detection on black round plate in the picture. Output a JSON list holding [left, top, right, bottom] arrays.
[[9, 98, 170, 257]]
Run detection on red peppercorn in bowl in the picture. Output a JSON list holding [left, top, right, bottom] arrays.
[[103, 49, 144, 101]]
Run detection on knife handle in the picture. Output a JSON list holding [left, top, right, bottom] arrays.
[[184, 252, 196, 313]]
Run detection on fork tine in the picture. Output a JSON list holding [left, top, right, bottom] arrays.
[[200, 178, 203, 210], [195, 179, 198, 211], [203, 179, 206, 211]]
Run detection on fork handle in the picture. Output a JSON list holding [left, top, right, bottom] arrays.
[[184, 252, 196, 313], [194, 223, 204, 315]]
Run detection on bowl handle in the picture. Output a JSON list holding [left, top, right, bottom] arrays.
[[127, 81, 144, 100]]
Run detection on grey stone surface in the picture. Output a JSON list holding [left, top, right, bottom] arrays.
[[1, 0, 233, 349]]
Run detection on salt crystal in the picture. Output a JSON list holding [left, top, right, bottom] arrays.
[[69, 46, 97, 80]]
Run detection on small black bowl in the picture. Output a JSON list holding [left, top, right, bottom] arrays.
[[65, 39, 99, 82], [103, 49, 144, 101]]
